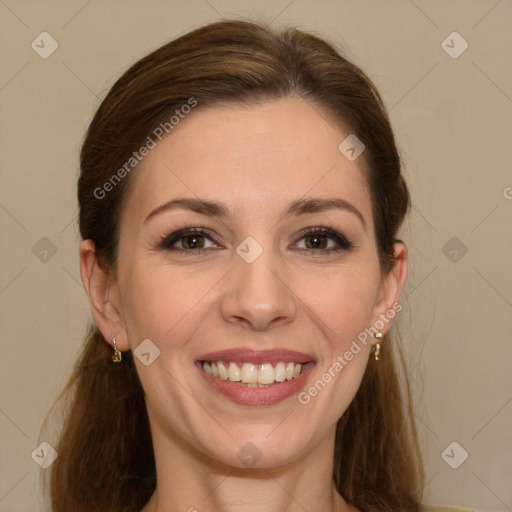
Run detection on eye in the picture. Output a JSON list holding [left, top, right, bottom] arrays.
[[158, 226, 354, 256], [292, 227, 354, 254], [158, 228, 219, 254]]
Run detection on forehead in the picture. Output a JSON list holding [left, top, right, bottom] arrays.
[[122, 97, 372, 228]]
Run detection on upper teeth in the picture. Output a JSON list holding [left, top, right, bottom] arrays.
[[203, 361, 304, 384]]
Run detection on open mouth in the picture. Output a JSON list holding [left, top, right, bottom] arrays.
[[200, 360, 307, 387], [195, 348, 315, 406]]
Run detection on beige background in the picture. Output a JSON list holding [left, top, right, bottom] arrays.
[[1, 1, 511, 511]]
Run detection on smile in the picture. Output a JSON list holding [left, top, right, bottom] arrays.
[[202, 360, 305, 387], [195, 348, 315, 406]]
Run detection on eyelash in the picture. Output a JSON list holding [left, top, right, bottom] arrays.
[[157, 226, 355, 256]]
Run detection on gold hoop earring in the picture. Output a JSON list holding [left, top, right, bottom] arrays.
[[111, 336, 122, 363], [374, 332, 383, 361]]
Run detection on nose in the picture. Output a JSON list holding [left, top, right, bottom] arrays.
[[220, 245, 297, 331]]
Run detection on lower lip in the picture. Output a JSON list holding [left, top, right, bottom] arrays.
[[195, 361, 315, 406]]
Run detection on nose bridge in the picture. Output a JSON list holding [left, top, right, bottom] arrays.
[[220, 234, 296, 330]]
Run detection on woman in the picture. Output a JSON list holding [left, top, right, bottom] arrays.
[[40, 19, 473, 512]]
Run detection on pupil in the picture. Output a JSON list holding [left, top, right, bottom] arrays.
[[186, 235, 203, 249], [308, 235, 325, 249]]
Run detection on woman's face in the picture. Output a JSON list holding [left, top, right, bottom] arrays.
[[101, 97, 404, 467]]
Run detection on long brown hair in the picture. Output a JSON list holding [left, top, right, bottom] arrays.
[[40, 19, 424, 511]]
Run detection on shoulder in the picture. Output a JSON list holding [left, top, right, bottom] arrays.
[[422, 506, 477, 512]]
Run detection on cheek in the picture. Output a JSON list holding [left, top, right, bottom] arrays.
[[118, 261, 218, 347], [119, 255, 380, 348], [295, 267, 378, 423], [296, 263, 380, 347]]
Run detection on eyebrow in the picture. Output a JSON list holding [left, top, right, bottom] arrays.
[[144, 196, 367, 231]]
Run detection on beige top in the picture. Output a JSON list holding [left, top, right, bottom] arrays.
[[422, 506, 476, 512]]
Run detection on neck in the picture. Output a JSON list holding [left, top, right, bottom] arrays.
[[140, 422, 358, 512]]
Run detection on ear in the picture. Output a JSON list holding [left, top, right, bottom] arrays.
[[79, 239, 129, 351], [370, 241, 408, 336]]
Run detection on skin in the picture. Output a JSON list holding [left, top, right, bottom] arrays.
[[80, 97, 407, 512]]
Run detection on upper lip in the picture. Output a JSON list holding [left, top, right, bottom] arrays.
[[197, 348, 315, 365]]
